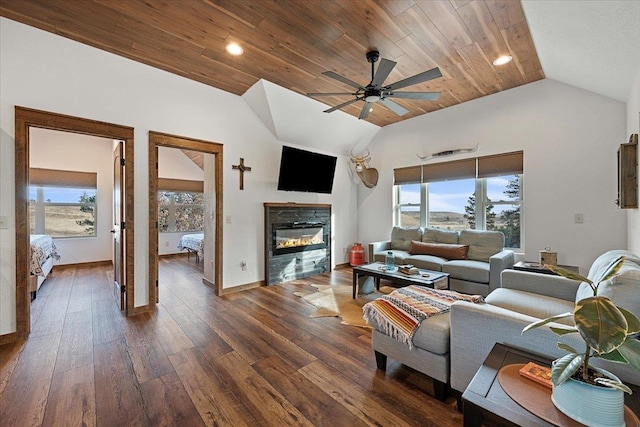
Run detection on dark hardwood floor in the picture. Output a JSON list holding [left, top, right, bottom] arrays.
[[0, 257, 463, 426]]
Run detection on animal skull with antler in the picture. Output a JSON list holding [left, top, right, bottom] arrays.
[[350, 148, 379, 188]]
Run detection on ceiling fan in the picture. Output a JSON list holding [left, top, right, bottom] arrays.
[[307, 50, 442, 120]]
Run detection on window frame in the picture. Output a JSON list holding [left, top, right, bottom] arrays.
[[394, 174, 524, 251], [158, 190, 205, 233], [29, 185, 98, 238]]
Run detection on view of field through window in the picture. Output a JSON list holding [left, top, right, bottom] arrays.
[[399, 175, 521, 248], [29, 186, 96, 237]]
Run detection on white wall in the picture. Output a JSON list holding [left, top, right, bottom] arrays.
[[30, 128, 113, 264], [627, 64, 640, 254], [0, 18, 358, 335], [358, 79, 628, 273]]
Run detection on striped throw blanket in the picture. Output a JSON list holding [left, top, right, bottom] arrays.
[[362, 285, 484, 349]]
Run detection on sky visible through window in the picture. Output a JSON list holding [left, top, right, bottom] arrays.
[[29, 187, 91, 203], [402, 176, 516, 214]]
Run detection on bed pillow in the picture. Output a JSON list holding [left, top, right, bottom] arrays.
[[409, 241, 469, 260]]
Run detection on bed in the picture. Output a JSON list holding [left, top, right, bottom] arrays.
[[177, 233, 204, 264], [30, 234, 61, 297]]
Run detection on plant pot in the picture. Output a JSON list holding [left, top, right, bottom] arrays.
[[551, 364, 625, 427]]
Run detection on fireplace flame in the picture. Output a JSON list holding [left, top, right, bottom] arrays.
[[276, 236, 324, 249]]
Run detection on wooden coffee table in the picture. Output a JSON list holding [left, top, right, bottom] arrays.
[[351, 262, 449, 298]]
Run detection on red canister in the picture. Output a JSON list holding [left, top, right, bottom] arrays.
[[349, 243, 365, 266]]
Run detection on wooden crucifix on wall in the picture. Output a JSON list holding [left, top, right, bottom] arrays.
[[232, 158, 252, 190]]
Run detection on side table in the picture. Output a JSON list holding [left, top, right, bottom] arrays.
[[462, 343, 640, 427], [513, 261, 579, 276]]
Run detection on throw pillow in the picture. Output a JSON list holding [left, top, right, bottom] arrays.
[[409, 241, 469, 260]]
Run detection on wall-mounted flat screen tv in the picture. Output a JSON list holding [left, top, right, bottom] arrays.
[[277, 146, 337, 194]]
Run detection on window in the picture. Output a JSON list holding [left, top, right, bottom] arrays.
[[394, 152, 523, 250], [29, 168, 98, 238], [157, 177, 205, 233], [158, 191, 204, 233]]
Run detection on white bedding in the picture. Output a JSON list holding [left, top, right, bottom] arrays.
[[177, 233, 204, 259], [30, 234, 61, 276]]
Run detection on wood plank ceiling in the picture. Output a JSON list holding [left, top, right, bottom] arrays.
[[0, 0, 544, 127]]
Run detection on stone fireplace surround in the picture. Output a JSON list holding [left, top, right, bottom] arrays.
[[264, 203, 331, 285]]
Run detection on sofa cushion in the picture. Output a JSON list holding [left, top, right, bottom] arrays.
[[576, 250, 640, 316], [409, 241, 469, 260], [459, 229, 505, 262], [443, 260, 490, 283], [422, 227, 459, 244], [390, 226, 422, 251], [486, 288, 575, 326], [404, 254, 447, 272]]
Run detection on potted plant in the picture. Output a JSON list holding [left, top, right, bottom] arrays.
[[523, 255, 640, 426]]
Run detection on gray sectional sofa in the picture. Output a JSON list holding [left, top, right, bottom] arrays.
[[368, 226, 514, 296]]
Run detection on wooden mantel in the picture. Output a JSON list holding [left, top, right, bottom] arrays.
[[264, 202, 331, 209]]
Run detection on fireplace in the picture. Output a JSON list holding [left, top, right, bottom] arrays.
[[264, 203, 331, 285], [273, 222, 327, 255]]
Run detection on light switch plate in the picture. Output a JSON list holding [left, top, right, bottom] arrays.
[[574, 213, 584, 224], [0, 216, 8, 229]]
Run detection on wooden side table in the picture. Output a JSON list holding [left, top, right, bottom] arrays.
[[513, 261, 579, 276], [462, 343, 640, 427]]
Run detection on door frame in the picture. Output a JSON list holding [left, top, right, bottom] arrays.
[[14, 106, 135, 339], [148, 131, 223, 301]]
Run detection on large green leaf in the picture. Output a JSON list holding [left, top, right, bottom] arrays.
[[545, 265, 591, 284], [598, 348, 629, 364], [618, 306, 640, 334], [617, 337, 640, 371], [593, 256, 625, 288], [574, 297, 627, 354], [522, 312, 573, 334], [552, 353, 583, 385]]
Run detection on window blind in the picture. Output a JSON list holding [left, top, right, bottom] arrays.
[[421, 158, 476, 183], [30, 168, 97, 189], [393, 166, 421, 185], [158, 178, 203, 193], [477, 151, 523, 178]]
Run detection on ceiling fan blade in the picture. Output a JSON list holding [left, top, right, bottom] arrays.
[[307, 92, 356, 96], [323, 97, 361, 113], [322, 71, 363, 89], [386, 67, 443, 90], [385, 91, 440, 100], [379, 98, 409, 116], [370, 58, 396, 87], [359, 101, 374, 120]]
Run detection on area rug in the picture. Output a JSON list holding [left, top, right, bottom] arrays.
[[294, 283, 394, 328]]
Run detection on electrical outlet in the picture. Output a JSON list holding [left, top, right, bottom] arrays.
[[240, 260, 247, 271], [164, 241, 169, 247], [225, 215, 232, 224], [574, 213, 584, 224], [0, 216, 7, 230]]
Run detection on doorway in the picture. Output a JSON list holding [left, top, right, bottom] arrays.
[[14, 107, 135, 339], [148, 131, 223, 303]]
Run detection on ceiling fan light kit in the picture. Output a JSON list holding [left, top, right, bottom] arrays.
[[308, 50, 442, 120]]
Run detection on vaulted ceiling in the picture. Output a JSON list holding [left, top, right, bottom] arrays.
[[0, 0, 544, 128]]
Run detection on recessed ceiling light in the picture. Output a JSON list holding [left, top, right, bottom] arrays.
[[225, 43, 244, 56], [493, 55, 512, 66]]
